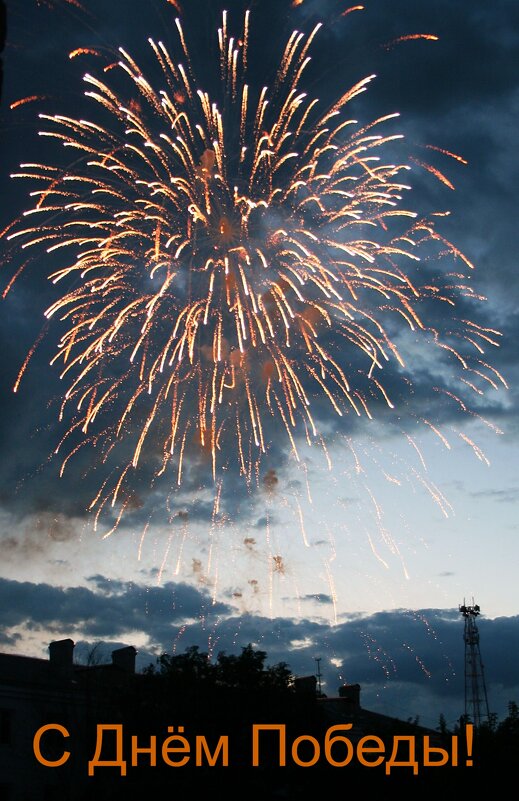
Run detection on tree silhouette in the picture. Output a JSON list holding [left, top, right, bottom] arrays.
[[146, 642, 293, 693]]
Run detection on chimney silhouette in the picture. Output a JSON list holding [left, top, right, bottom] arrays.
[[49, 639, 75, 674], [111, 646, 136, 674], [338, 683, 361, 710]]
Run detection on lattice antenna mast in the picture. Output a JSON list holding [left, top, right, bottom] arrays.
[[459, 600, 490, 727]]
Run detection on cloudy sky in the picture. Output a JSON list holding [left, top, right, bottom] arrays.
[[0, 0, 518, 729]]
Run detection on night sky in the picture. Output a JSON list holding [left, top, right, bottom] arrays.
[[0, 0, 518, 731]]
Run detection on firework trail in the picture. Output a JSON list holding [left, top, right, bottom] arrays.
[[4, 9, 505, 546]]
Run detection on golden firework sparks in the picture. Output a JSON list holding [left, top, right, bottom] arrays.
[[3, 11, 504, 542]]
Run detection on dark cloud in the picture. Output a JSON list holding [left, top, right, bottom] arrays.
[[469, 488, 519, 504], [0, 629, 20, 648], [300, 593, 333, 604], [0, 575, 232, 642], [295, 0, 519, 112], [86, 574, 129, 594], [1, 576, 517, 728]]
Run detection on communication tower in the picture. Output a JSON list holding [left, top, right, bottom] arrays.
[[459, 600, 490, 727]]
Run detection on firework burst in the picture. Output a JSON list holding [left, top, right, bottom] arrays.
[[4, 10, 505, 535]]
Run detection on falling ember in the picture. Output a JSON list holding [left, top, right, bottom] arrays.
[[424, 144, 468, 165], [69, 48, 101, 59], [2, 8, 504, 561], [410, 157, 456, 190], [342, 6, 365, 17], [383, 33, 439, 49], [13, 325, 48, 394], [10, 96, 49, 110]]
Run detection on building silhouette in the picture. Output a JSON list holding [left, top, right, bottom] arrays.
[[0, 639, 444, 799], [0, 639, 136, 800]]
